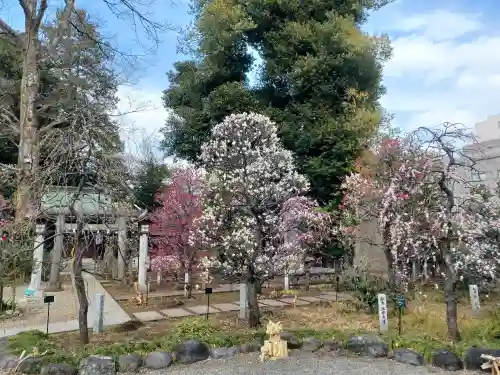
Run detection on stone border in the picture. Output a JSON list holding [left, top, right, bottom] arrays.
[[0, 333, 492, 374]]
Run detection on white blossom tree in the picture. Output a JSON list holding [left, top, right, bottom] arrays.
[[338, 123, 500, 341], [192, 112, 331, 327]]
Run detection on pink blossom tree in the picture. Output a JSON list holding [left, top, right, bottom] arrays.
[[337, 123, 500, 341], [150, 167, 204, 293], [192, 112, 331, 327]]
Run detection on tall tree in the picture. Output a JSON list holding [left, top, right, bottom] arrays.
[[161, 0, 391, 211], [150, 167, 204, 296], [0, 0, 166, 221], [337, 123, 500, 341], [193, 112, 330, 327]]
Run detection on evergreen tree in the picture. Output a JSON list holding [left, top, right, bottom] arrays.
[[133, 156, 170, 212], [161, 0, 391, 210]]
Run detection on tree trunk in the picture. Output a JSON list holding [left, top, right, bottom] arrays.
[[0, 281, 4, 312], [186, 270, 193, 298], [47, 215, 64, 291], [382, 222, 398, 291], [16, 33, 41, 221], [444, 275, 460, 340], [72, 245, 89, 344], [443, 253, 461, 341], [246, 277, 260, 328], [304, 269, 311, 291]]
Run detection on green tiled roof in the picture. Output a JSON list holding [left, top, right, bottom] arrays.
[[41, 186, 114, 215]]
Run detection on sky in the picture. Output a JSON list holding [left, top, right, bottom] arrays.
[[1, 0, 500, 156]]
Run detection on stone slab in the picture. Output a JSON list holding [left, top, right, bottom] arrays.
[[133, 311, 165, 322], [187, 305, 221, 314], [278, 298, 310, 306], [320, 292, 353, 301], [258, 299, 287, 307], [211, 303, 240, 312], [160, 308, 194, 318], [317, 294, 338, 301], [298, 296, 324, 303]]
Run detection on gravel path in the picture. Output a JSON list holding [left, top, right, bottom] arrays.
[[136, 352, 475, 375]]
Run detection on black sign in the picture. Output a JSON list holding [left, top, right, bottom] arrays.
[[205, 287, 212, 294], [44, 295, 55, 304]]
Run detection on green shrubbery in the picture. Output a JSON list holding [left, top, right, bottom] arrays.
[[8, 310, 500, 368], [7, 318, 259, 366]]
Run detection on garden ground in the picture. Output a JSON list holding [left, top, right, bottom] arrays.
[[7, 287, 500, 368]]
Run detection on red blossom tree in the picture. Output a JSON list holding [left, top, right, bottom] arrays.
[[150, 167, 204, 288]]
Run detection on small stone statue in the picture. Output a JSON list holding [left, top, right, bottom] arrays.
[[260, 321, 288, 362]]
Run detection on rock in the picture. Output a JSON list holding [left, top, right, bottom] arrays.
[[209, 346, 240, 359], [40, 363, 78, 375], [144, 351, 173, 369], [175, 339, 210, 364], [280, 331, 302, 349], [389, 348, 424, 366], [301, 337, 323, 352], [17, 357, 43, 374], [79, 355, 116, 375], [345, 335, 388, 358], [323, 340, 342, 351], [464, 347, 500, 371], [240, 341, 261, 353], [118, 354, 143, 372], [0, 354, 18, 370], [431, 349, 463, 371]]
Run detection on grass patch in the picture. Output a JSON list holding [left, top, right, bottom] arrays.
[[8, 291, 500, 367]]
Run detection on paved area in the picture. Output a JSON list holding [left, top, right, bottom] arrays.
[[211, 303, 240, 312], [186, 305, 221, 314], [112, 281, 288, 301], [259, 299, 287, 307], [0, 271, 131, 337], [161, 308, 194, 318], [0, 282, 78, 333], [133, 311, 165, 321], [132, 291, 352, 322], [136, 351, 470, 375], [278, 298, 310, 306]]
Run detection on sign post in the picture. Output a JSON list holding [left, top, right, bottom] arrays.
[[397, 295, 405, 335], [205, 287, 212, 320], [93, 293, 105, 334], [44, 295, 55, 335], [469, 284, 480, 313], [377, 293, 388, 332], [239, 283, 248, 319], [335, 276, 340, 302]]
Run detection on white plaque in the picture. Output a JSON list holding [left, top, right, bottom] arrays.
[[93, 293, 105, 333], [377, 293, 389, 332], [239, 283, 248, 319], [469, 284, 480, 311]]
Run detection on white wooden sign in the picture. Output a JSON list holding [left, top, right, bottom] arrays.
[[239, 283, 248, 319], [93, 293, 105, 334], [469, 284, 480, 311], [377, 293, 389, 332]]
